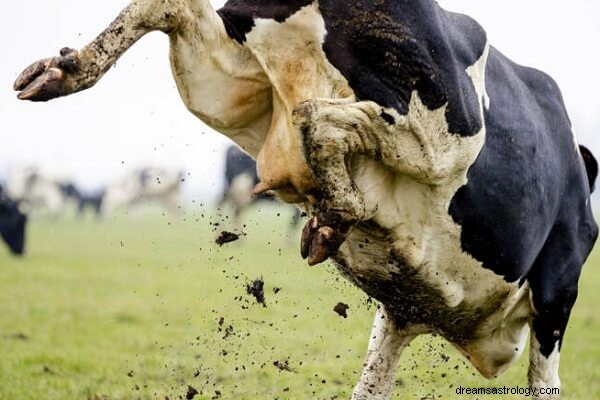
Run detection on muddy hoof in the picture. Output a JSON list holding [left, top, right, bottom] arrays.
[[301, 216, 348, 266], [14, 49, 80, 101]]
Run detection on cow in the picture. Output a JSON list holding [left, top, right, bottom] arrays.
[[60, 183, 106, 218], [220, 145, 262, 221], [219, 144, 302, 232], [6, 167, 68, 216], [0, 185, 27, 256], [101, 167, 183, 216], [6, 168, 104, 217], [13, 1, 597, 399]]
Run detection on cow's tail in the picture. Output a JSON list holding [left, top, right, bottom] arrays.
[[579, 145, 598, 193]]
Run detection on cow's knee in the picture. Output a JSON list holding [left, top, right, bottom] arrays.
[[293, 100, 348, 161], [293, 100, 363, 212]]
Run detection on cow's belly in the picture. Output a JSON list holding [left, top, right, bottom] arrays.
[[333, 158, 534, 377]]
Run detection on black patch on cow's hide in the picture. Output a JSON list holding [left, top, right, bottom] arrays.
[[218, 0, 313, 43], [317, 0, 487, 137], [380, 111, 395, 125], [318, 2, 444, 116], [448, 48, 596, 284], [447, 47, 598, 355]]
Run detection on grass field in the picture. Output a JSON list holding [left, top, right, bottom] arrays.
[[0, 205, 599, 400]]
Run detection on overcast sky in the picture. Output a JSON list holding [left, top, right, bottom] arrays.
[[1, 0, 599, 201]]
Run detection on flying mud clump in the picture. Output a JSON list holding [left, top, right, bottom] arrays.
[[246, 278, 267, 307], [215, 231, 242, 246], [333, 302, 350, 318], [186, 385, 199, 399]]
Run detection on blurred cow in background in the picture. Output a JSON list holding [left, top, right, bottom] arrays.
[[220, 145, 302, 233], [102, 167, 183, 216], [220, 145, 263, 221], [7, 167, 71, 216], [5, 167, 104, 218], [61, 183, 105, 218], [0, 184, 27, 255]]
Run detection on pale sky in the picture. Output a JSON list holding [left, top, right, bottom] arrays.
[[1, 0, 599, 201]]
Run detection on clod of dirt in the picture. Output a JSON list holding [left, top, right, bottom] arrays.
[[42, 365, 55, 375], [333, 302, 350, 318], [215, 231, 241, 246], [186, 385, 199, 400], [246, 278, 267, 307], [222, 325, 234, 340], [273, 359, 295, 373], [9, 332, 30, 341]]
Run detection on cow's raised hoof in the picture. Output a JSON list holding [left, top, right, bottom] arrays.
[[14, 48, 80, 101], [301, 213, 353, 266]]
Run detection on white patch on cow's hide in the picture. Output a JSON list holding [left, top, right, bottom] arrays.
[[467, 43, 490, 113], [573, 130, 581, 152], [245, 2, 353, 108], [459, 282, 532, 378]]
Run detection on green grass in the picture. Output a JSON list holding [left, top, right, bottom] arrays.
[[0, 205, 599, 400]]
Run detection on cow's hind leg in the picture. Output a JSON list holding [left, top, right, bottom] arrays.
[[14, 0, 210, 101], [526, 214, 597, 400], [352, 306, 415, 400]]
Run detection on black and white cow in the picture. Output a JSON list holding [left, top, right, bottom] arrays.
[[13, 1, 597, 398], [101, 168, 183, 216], [7, 167, 68, 215], [6, 168, 104, 217], [0, 185, 27, 256], [220, 145, 263, 220], [220, 144, 302, 230], [60, 183, 105, 218]]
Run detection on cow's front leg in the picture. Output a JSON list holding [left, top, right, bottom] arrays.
[[14, 0, 202, 101], [528, 335, 561, 400], [352, 307, 414, 400], [294, 99, 371, 265], [293, 99, 407, 265]]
